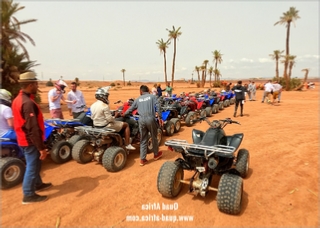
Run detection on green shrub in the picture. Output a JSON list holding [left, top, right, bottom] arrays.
[[46, 78, 54, 87], [110, 82, 116, 87], [213, 81, 221, 88], [127, 81, 132, 86], [272, 76, 301, 90], [196, 82, 200, 88], [117, 83, 120, 86]]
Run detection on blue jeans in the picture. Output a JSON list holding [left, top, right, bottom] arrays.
[[21, 146, 43, 196]]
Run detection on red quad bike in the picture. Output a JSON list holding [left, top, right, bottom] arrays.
[[157, 117, 250, 215], [182, 96, 206, 127]]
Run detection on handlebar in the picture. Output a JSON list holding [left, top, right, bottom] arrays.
[[114, 100, 122, 104], [197, 116, 240, 127]]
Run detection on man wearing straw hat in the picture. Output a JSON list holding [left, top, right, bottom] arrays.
[[12, 71, 52, 204]]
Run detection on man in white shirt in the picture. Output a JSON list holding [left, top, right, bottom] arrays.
[[261, 80, 275, 103], [0, 89, 16, 139], [272, 81, 283, 104], [48, 79, 75, 119], [67, 82, 87, 118]]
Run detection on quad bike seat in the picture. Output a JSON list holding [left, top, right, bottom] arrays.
[[226, 133, 244, 151]]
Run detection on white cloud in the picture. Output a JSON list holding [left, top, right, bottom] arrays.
[[258, 58, 272, 63], [240, 58, 253, 63]]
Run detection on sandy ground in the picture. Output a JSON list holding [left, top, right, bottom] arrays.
[[1, 81, 319, 227]]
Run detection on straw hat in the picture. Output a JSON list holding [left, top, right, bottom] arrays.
[[19, 72, 39, 82]]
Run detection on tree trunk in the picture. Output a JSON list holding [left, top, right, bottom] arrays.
[[163, 52, 168, 84], [209, 73, 212, 87], [171, 39, 177, 88], [123, 73, 125, 86], [284, 22, 291, 87], [276, 59, 279, 79]]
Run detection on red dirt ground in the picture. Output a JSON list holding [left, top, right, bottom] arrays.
[[1, 81, 319, 227]]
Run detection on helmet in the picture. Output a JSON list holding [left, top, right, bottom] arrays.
[[95, 86, 111, 104], [55, 79, 68, 93], [0, 89, 12, 103]]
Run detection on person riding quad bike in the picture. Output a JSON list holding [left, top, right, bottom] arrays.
[[90, 86, 135, 151]]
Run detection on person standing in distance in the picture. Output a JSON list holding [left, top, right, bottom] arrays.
[[123, 85, 163, 166], [12, 72, 52, 204], [67, 81, 87, 119], [165, 82, 173, 97], [232, 81, 246, 117]]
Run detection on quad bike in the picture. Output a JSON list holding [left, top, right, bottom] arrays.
[[182, 97, 206, 127], [0, 133, 25, 189], [72, 126, 129, 172], [157, 117, 250, 215], [196, 94, 215, 117], [44, 112, 92, 164]]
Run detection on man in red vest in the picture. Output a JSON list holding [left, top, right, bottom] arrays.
[[12, 71, 52, 204]]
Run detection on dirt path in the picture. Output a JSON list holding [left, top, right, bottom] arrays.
[[1, 83, 319, 227]]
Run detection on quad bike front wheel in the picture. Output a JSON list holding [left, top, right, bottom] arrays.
[[219, 101, 224, 110], [212, 104, 219, 114], [50, 141, 72, 164], [72, 139, 94, 164], [165, 120, 175, 136], [185, 111, 196, 127], [157, 161, 184, 198], [147, 129, 163, 153], [217, 173, 243, 215], [0, 157, 25, 189], [170, 118, 181, 133], [205, 106, 213, 117], [102, 146, 127, 172], [235, 149, 250, 178], [200, 109, 207, 118]]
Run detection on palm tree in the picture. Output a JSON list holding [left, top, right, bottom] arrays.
[[195, 66, 200, 83], [212, 50, 223, 83], [1, 0, 37, 96], [121, 69, 126, 86], [156, 38, 170, 84], [274, 7, 300, 85], [213, 69, 222, 83], [202, 60, 209, 87], [208, 66, 213, 87], [166, 26, 182, 88], [1, 0, 37, 60], [287, 55, 296, 79], [200, 65, 206, 87], [269, 50, 284, 79]]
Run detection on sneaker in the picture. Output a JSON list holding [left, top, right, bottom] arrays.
[[35, 182, 52, 192], [154, 151, 163, 160], [261, 101, 264, 103], [22, 194, 48, 204], [233, 112, 236, 117], [140, 159, 148, 166], [126, 144, 136, 150]]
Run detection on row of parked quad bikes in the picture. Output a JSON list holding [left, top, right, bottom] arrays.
[[1, 89, 250, 215]]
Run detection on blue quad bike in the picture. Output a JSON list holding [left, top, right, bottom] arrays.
[[44, 111, 93, 164], [0, 131, 25, 189], [157, 117, 250, 215]]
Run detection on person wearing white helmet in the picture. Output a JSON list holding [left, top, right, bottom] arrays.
[[90, 86, 136, 150], [0, 89, 16, 139], [48, 79, 76, 119]]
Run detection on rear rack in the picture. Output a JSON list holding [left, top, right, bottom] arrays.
[[75, 126, 116, 138], [165, 139, 236, 159]]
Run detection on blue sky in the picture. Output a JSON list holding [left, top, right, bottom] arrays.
[[16, 1, 319, 82]]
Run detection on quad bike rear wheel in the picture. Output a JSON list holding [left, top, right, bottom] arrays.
[[217, 173, 243, 215], [212, 104, 219, 114], [68, 134, 88, 146], [72, 139, 94, 164], [205, 106, 213, 117], [157, 161, 184, 198], [219, 101, 224, 110], [235, 149, 250, 178], [0, 157, 25, 189], [230, 98, 235, 105], [147, 129, 163, 153], [185, 111, 196, 127], [165, 120, 175, 136], [102, 146, 127, 172], [50, 141, 72, 164], [170, 118, 181, 133], [200, 109, 207, 118]]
